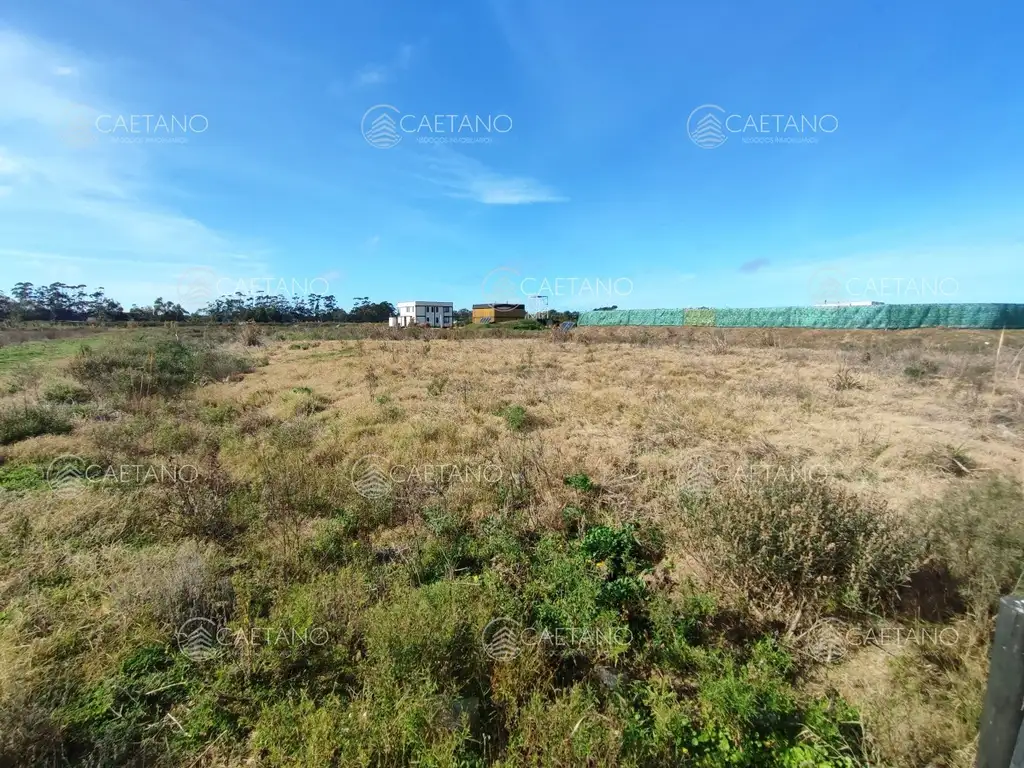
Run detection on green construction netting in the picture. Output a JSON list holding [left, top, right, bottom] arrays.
[[577, 304, 1024, 330], [683, 308, 715, 326]]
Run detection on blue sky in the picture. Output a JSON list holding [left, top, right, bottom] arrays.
[[0, 0, 1021, 312]]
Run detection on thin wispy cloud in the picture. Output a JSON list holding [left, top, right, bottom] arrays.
[[420, 150, 567, 205], [739, 258, 771, 273], [467, 179, 567, 205], [355, 68, 388, 86], [334, 43, 416, 94], [0, 27, 265, 308]]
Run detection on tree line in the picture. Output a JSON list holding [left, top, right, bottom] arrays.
[[0, 282, 581, 324]]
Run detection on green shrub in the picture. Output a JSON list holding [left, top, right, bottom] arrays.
[[195, 347, 259, 381], [303, 517, 362, 570], [248, 569, 372, 689], [0, 405, 73, 445], [422, 505, 466, 539], [501, 405, 528, 431], [41, 380, 92, 404], [561, 505, 586, 534], [0, 463, 46, 491], [921, 477, 1024, 613], [152, 421, 202, 454], [249, 694, 345, 766], [426, 374, 449, 396], [681, 476, 921, 615], [59, 643, 201, 765], [904, 359, 940, 380], [197, 402, 238, 426], [616, 641, 862, 767], [579, 523, 660, 612], [928, 442, 977, 477], [237, 322, 264, 347], [160, 468, 250, 544], [331, 675, 474, 766], [286, 388, 330, 417], [503, 686, 622, 764], [496, 474, 533, 512], [364, 581, 492, 688], [522, 528, 653, 648], [66, 337, 255, 401], [828, 362, 863, 391], [511, 319, 544, 331]]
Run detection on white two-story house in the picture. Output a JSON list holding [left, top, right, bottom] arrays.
[[390, 301, 454, 328]]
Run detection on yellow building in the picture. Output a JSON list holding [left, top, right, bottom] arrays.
[[472, 303, 527, 323]]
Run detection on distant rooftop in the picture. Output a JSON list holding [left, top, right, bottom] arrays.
[[814, 301, 885, 307]]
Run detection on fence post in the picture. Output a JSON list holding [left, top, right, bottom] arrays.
[[978, 596, 1024, 768]]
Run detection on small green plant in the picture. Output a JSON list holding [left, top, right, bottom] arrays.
[[828, 361, 863, 391], [426, 375, 448, 397], [501, 405, 528, 431], [375, 395, 403, 423], [288, 388, 330, 417], [364, 368, 379, 401], [0, 463, 47, 492], [197, 401, 238, 426], [304, 516, 360, 569], [904, 358, 940, 380], [930, 442, 977, 477], [496, 478, 532, 512], [564, 473, 594, 492], [281, 387, 330, 417], [421, 506, 465, 539], [561, 505, 586, 534]]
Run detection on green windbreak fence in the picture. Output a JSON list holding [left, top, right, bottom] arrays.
[[577, 304, 1024, 330]]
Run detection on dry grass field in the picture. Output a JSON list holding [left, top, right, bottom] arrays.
[[0, 324, 1022, 766]]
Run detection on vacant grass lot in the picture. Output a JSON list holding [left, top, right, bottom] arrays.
[[0, 337, 104, 371], [0, 325, 1022, 766]]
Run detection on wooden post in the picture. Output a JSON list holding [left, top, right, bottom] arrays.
[[978, 596, 1024, 768]]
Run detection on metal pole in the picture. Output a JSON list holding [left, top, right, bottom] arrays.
[[978, 596, 1024, 768], [1009, 721, 1024, 768]]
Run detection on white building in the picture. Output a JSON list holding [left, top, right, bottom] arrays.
[[390, 301, 455, 328], [814, 301, 885, 307]]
